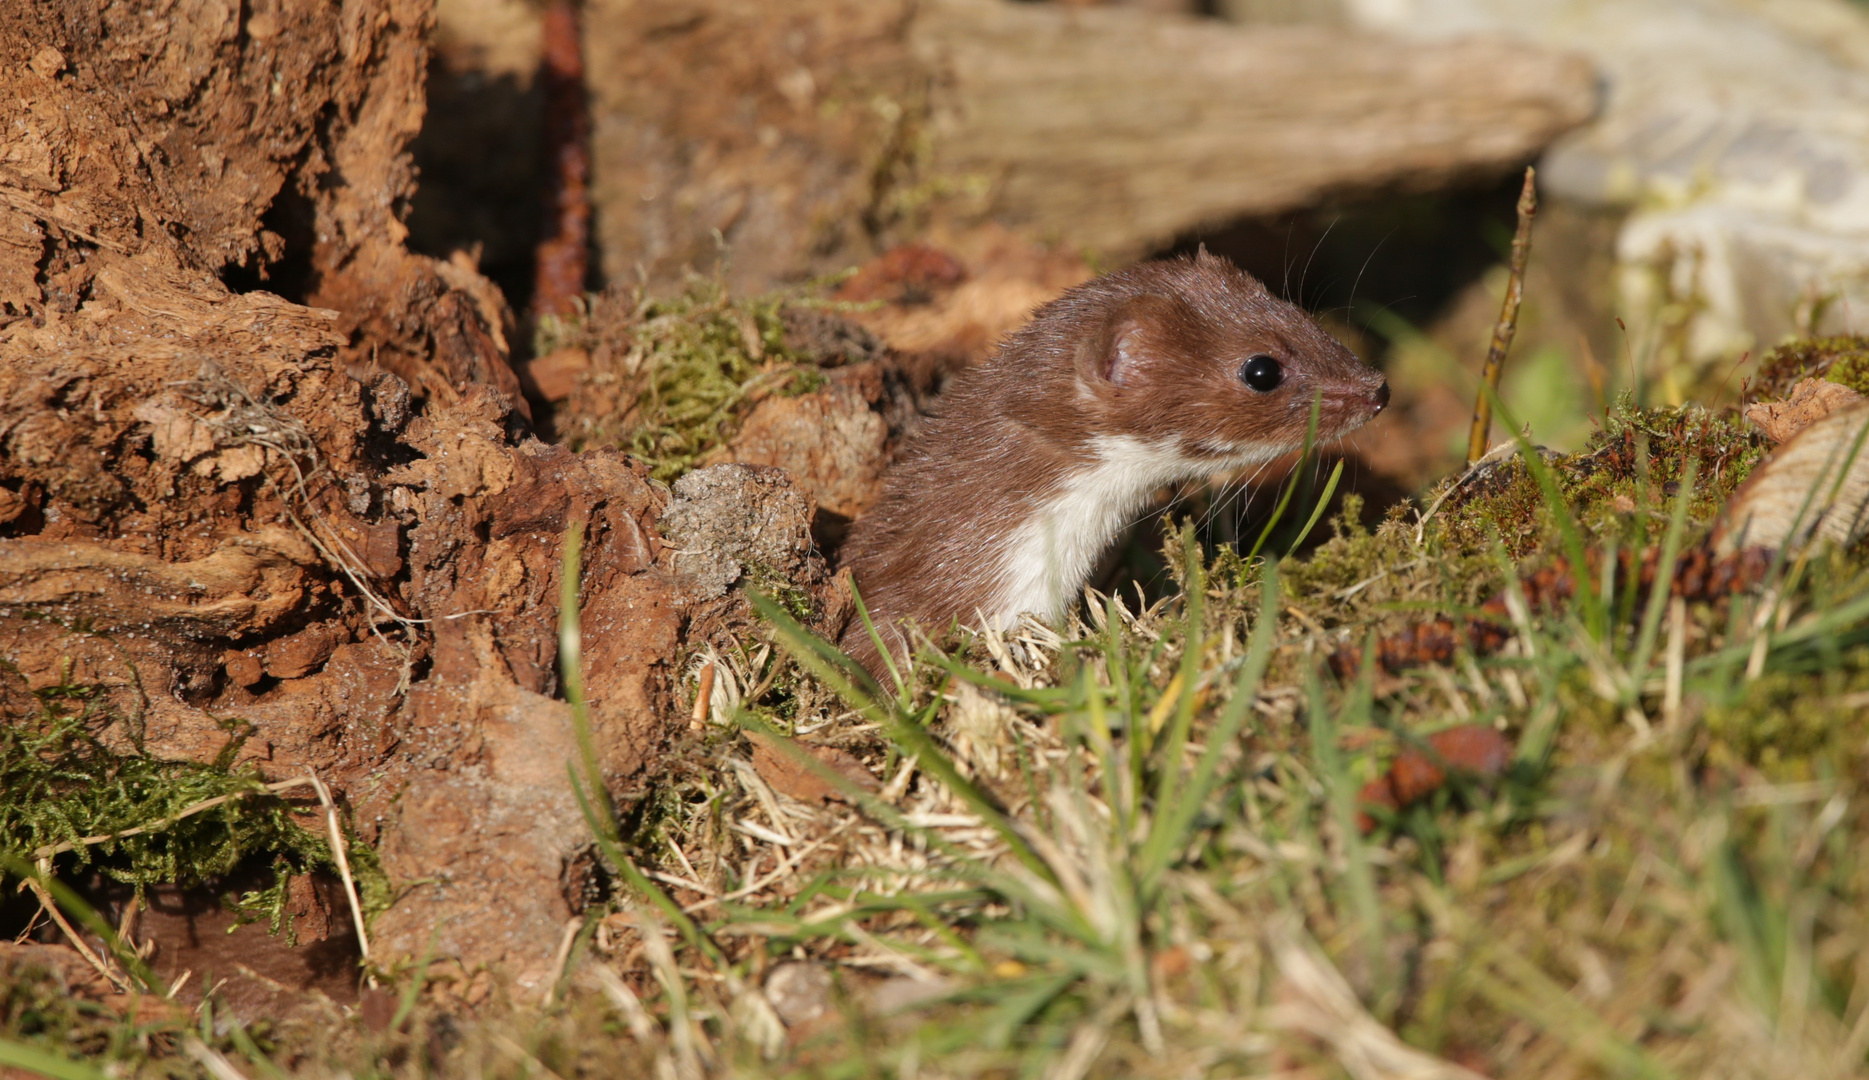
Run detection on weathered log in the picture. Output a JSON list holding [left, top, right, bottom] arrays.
[[916, 0, 1598, 255], [583, 0, 1597, 293]]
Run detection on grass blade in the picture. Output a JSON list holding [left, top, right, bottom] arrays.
[[1484, 383, 1605, 637], [1288, 457, 1346, 554], [1248, 393, 1324, 560], [1626, 456, 1697, 685], [1135, 563, 1280, 896], [558, 523, 723, 966], [0, 854, 157, 994], [0, 1039, 110, 1080], [1149, 529, 1207, 827], [751, 591, 1059, 888]]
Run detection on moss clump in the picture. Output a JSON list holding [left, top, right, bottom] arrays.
[[1569, 399, 1762, 519], [1, 668, 337, 935], [745, 562, 814, 624], [1277, 496, 1500, 631], [559, 281, 830, 482], [1432, 398, 1763, 558], [1702, 648, 1869, 779], [1752, 335, 1869, 399]]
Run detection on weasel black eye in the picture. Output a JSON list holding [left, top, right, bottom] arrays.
[[1239, 355, 1283, 392]]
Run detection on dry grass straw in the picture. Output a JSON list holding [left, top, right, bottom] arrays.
[[306, 770, 374, 980]]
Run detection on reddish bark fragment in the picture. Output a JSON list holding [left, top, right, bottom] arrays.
[[532, 0, 592, 319], [1334, 543, 1771, 679], [834, 243, 968, 304]]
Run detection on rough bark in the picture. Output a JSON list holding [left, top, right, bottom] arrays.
[[917, 0, 1600, 254], [584, 0, 1597, 294]]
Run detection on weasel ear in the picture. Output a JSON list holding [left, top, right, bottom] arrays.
[[1081, 294, 1178, 387]]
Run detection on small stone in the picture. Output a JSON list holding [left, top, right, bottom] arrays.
[[29, 47, 65, 79], [657, 465, 816, 602], [344, 474, 373, 515], [864, 974, 955, 1018], [764, 961, 834, 1027]]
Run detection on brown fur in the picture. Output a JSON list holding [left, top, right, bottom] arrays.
[[838, 250, 1387, 675]]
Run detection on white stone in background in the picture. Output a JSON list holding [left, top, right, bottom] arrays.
[[1340, 0, 1869, 377]]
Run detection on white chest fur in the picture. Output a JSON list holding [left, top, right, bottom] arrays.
[[985, 434, 1277, 629]]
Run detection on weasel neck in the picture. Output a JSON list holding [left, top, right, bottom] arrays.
[[985, 433, 1275, 629]]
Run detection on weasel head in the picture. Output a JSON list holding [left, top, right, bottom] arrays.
[[1065, 248, 1388, 466]]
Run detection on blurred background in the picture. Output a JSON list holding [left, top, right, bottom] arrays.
[[408, 0, 1869, 492]]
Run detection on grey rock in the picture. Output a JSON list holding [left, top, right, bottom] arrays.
[[764, 961, 835, 1027], [656, 464, 816, 601]]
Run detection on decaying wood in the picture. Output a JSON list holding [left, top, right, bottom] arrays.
[[0, 0, 840, 990], [916, 1, 1594, 256], [532, 0, 592, 319], [584, 0, 1598, 293], [1719, 403, 1869, 555]]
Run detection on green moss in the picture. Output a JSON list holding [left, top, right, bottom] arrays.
[[1431, 397, 1763, 559], [1278, 497, 1499, 632], [1702, 648, 1869, 778], [564, 281, 827, 483], [1, 668, 340, 938], [744, 561, 814, 623], [1753, 335, 1869, 398]]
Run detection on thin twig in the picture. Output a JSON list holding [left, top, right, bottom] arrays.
[[690, 660, 716, 729], [184, 1038, 253, 1080], [305, 771, 375, 982], [1467, 166, 1538, 465], [541, 917, 583, 1007], [680, 819, 855, 914], [589, 964, 660, 1042], [19, 876, 129, 993], [1415, 441, 1517, 546], [1663, 596, 1686, 729], [116, 892, 140, 958], [492, 1034, 574, 1080]]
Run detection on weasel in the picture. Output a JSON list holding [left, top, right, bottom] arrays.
[[838, 249, 1389, 674]]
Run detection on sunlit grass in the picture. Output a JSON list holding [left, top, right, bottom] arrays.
[[8, 393, 1869, 1079]]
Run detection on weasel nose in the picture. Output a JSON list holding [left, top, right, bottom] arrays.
[[1372, 380, 1390, 415]]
